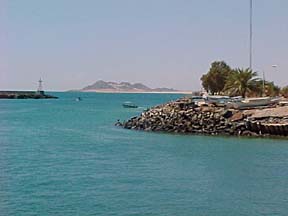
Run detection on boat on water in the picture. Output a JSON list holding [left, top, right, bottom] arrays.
[[122, 102, 138, 108], [75, 97, 82, 101], [228, 97, 280, 109]]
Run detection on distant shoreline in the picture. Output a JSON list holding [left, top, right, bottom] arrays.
[[0, 90, 58, 99], [77, 90, 192, 94]]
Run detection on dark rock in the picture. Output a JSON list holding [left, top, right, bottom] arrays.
[[115, 120, 123, 127], [221, 110, 233, 118]]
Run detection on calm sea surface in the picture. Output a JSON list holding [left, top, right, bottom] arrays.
[[1, 92, 288, 216]]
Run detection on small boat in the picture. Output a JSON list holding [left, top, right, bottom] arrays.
[[122, 102, 138, 108], [228, 97, 280, 109], [75, 97, 82, 101], [204, 95, 231, 106]]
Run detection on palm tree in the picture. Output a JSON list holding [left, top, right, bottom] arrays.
[[281, 86, 288, 98], [224, 68, 259, 98]]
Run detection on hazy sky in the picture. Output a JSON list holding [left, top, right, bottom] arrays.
[[1, 0, 287, 91]]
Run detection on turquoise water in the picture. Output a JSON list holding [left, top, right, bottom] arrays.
[[1, 92, 288, 216]]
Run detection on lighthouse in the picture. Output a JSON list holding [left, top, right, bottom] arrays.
[[37, 78, 44, 95]]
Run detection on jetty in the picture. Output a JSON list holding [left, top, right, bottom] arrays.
[[0, 91, 58, 99], [0, 79, 58, 99], [117, 97, 288, 138]]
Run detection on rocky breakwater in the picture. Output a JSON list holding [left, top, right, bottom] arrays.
[[117, 97, 288, 137], [0, 91, 58, 99]]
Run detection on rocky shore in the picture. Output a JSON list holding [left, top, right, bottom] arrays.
[[116, 97, 288, 137]]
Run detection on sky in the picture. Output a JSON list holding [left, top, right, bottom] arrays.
[[1, 0, 288, 91]]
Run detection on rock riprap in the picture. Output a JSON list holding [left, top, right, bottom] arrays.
[[116, 97, 288, 137]]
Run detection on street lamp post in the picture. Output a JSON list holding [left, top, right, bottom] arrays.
[[262, 71, 266, 96], [262, 65, 277, 96], [272, 64, 278, 83]]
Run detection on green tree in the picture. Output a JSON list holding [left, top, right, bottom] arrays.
[[224, 68, 259, 97], [264, 81, 280, 97], [247, 80, 263, 97], [281, 86, 288, 98], [201, 61, 232, 95]]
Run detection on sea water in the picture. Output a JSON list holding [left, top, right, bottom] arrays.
[[0, 92, 288, 216]]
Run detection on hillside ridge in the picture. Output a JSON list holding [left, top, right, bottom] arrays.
[[81, 80, 179, 92]]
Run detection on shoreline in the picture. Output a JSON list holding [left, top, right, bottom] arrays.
[[79, 90, 192, 94], [117, 97, 288, 138]]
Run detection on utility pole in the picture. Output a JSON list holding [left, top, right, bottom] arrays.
[[249, 0, 253, 70]]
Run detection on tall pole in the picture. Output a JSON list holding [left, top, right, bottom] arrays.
[[249, 0, 253, 70], [262, 71, 265, 96], [272, 64, 277, 83]]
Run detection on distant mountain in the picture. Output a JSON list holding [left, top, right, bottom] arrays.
[[80, 80, 178, 92], [83, 80, 116, 90]]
